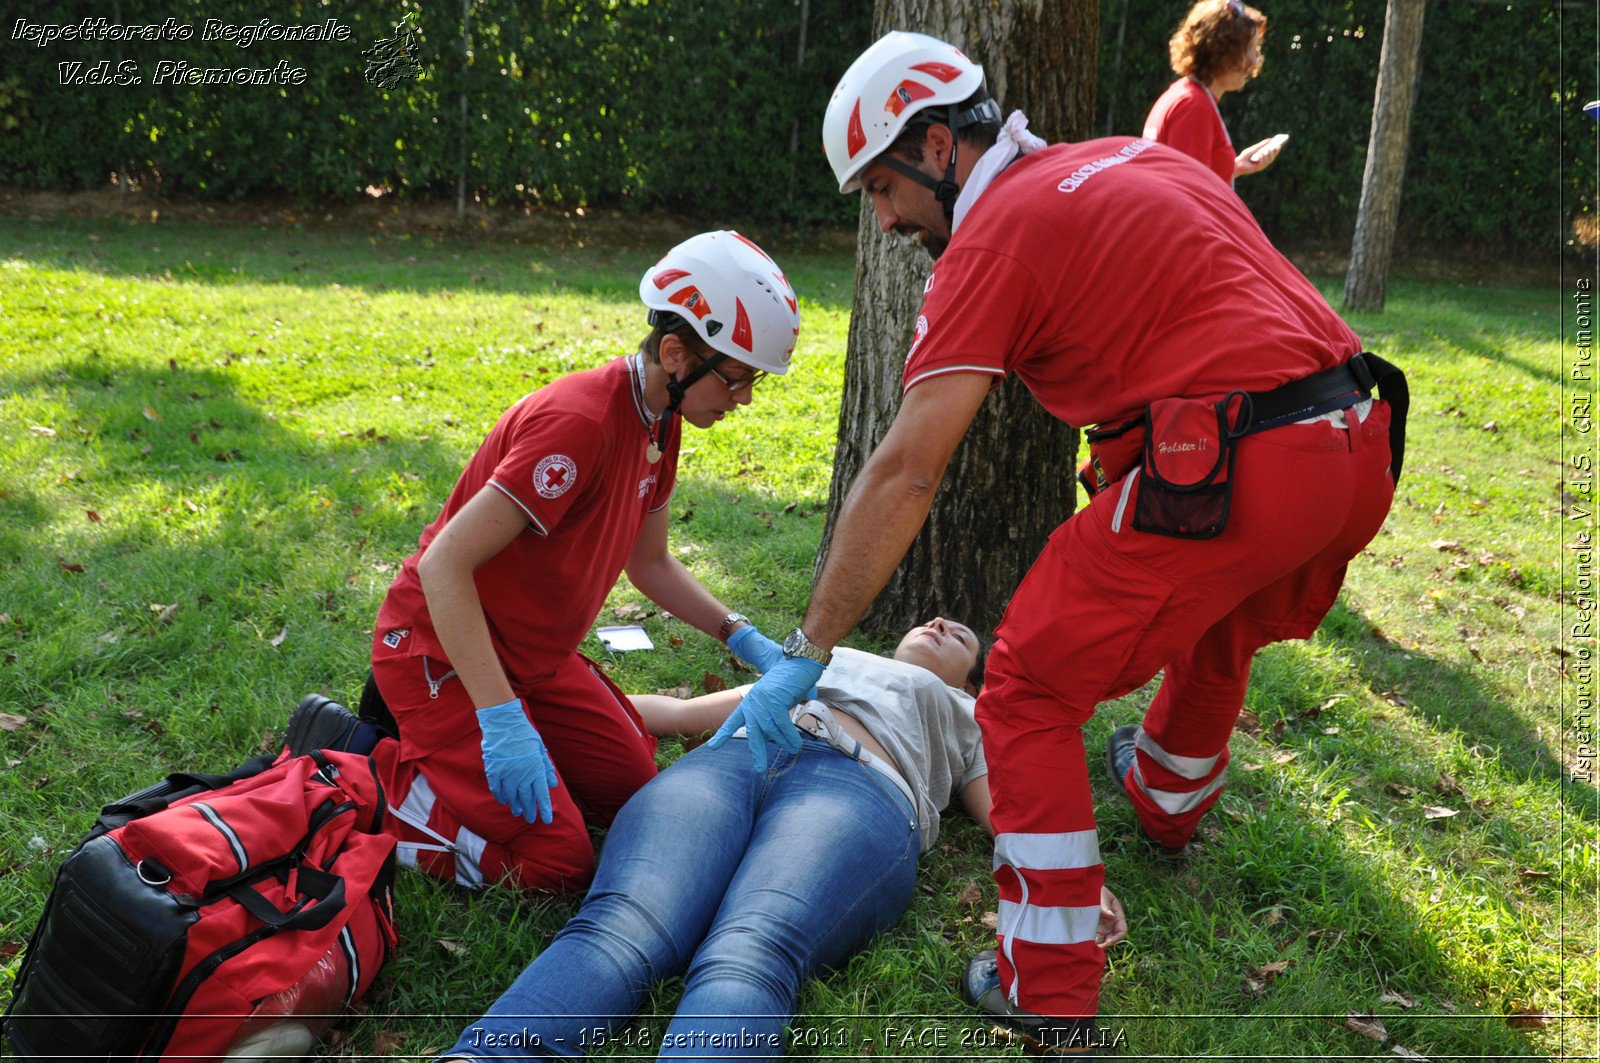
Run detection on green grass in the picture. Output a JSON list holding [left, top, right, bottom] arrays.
[[0, 212, 1590, 1061]]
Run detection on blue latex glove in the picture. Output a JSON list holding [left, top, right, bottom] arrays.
[[727, 624, 783, 674], [476, 699, 558, 825], [726, 625, 820, 700], [706, 655, 826, 771]]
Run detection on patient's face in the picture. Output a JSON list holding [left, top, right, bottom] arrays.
[[892, 617, 980, 691]]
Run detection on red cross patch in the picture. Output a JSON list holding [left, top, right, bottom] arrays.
[[533, 454, 578, 499]]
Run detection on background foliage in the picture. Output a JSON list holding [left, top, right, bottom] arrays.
[[0, 0, 1590, 251]]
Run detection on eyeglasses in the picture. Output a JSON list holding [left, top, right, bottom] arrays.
[[695, 353, 768, 393]]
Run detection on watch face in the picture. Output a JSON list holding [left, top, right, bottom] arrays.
[[783, 629, 806, 656]]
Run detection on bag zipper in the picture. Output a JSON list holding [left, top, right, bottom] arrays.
[[138, 922, 282, 1060]]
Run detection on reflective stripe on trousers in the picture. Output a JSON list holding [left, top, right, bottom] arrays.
[[993, 830, 1102, 1004]]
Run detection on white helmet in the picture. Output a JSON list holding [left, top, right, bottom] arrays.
[[639, 230, 800, 375], [823, 31, 990, 194]]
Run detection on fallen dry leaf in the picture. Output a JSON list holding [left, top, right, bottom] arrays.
[[85, 509, 102, 522], [980, 911, 998, 930], [373, 1030, 406, 1055], [1344, 1012, 1388, 1041], [1385, 782, 1419, 798], [669, 636, 683, 647], [1390, 1045, 1429, 1061], [1379, 989, 1416, 1009], [1506, 1009, 1552, 1030], [437, 939, 467, 956], [1517, 867, 1551, 880], [27, 425, 56, 437], [268, 626, 288, 647], [1239, 762, 1265, 772], [656, 685, 693, 700], [703, 672, 728, 694], [1421, 805, 1459, 821], [1250, 959, 1291, 979], [0, 713, 31, 732], [1435, 774, 1466, 797], [142, 406, 162, 421], [56, 558, 85, 574], [1380, 691, 1409, 707], [1242, 974, 1266, 997], [958, 882, 984, 906], [1273, 751, 1299, 764]]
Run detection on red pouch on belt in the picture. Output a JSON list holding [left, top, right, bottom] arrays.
[[1132, 394, 1246, 540], [1079, 417, 1146, 498]]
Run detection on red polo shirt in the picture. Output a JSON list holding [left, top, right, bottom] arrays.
[[1144, 78, 1235, 185], [902, 138, 1361, 427], [375, 354, 678, 690]]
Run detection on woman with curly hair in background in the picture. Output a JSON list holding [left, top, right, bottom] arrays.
[[1144, 0, 1287, 187]]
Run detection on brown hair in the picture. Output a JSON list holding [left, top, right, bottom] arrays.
[[1169, 0, 1267, 84], [886, 88, 1003, 166], [639, 315, 715, 365]]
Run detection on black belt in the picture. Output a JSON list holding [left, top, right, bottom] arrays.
[[1238, 351, 1409, 482]]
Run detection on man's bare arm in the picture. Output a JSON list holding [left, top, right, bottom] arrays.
[[801, 371, 994, 648]]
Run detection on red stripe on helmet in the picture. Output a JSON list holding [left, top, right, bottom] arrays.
[[652, 268, 691, 290], [910, 61, 964, 83], [885, 79, 935, 118], [731, 232, 774, 263], [668, 285, 712, 320], [731, 299, 753, 352], [847, 100, 866, 158]]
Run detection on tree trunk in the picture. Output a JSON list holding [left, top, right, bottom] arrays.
[[814, 0, 1096, 638], [1342, 0, 1426, 312]]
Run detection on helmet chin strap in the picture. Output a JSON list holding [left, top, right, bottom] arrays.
[[876, 99, 1004, 226], [651, 318, 729, 459]]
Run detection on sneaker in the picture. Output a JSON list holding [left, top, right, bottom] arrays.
[[1104, 724, 1139, 793], [1104, 725, 1188, 861], [961, 949, 1107, 1056], [284, 695, 381, 758]]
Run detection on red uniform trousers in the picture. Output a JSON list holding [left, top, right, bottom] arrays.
[[371, 648, 657, 894], [977, 401, 1396, 1018]]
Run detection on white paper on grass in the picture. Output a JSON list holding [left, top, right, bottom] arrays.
[[596, 625, 654, 652]]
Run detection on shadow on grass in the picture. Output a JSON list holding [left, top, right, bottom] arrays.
[[1419, 324, 1562, 389], [1319, 599, 1597, 820], [0, 215, 858, 314]]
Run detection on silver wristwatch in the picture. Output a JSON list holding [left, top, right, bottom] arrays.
[[782, 626, 832, 667], [718, 612, 749, 641]]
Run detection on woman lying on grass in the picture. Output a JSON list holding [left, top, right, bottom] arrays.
[[437, 617, 1127, 1061]]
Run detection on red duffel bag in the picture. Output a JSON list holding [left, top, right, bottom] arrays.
[[4, 748, 399, 1061]]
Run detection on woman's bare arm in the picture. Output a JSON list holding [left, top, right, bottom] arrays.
[[631, 686, 751, 737]]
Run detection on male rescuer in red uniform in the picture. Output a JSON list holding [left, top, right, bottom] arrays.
[[706, 32, 1408, 1054]]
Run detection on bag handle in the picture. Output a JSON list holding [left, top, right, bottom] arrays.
[[225, 865, 347, 932], [100, 754, 278, 820]]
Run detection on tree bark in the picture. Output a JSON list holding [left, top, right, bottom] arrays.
[[814, 0, 1096, 638], [1342, 0, 1426, 312]]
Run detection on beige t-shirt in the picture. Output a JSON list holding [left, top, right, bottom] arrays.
[[798, 647, 987, 853]]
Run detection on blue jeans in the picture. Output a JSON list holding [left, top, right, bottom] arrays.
[[443, 734, 920, 1061]]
